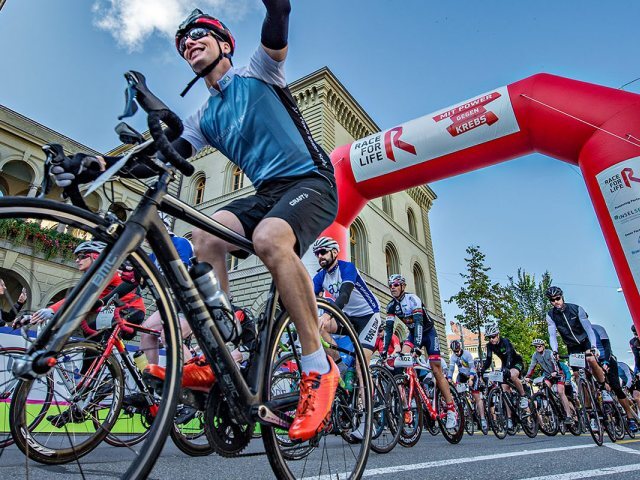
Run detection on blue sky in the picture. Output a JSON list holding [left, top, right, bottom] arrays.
[[1, 0, 639, 363]]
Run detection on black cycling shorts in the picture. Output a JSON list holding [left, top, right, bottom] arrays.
[[567, 338, 591, 356], [220, 174, 337, 258]]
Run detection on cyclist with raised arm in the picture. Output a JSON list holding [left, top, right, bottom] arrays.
[[525, 338, 574, 425], [545, 286, 608, 399], [447, 340, 488, 434], [51, 1, 339, 442], [382, 274, 457, 429], [481, 325, 528, 430], [592, 322, 639, 432], [630, 325, 640, 409]]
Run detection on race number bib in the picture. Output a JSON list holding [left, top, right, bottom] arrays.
[[569, 353, 586, 368], [456, 383, 468, 393], [95, 306, 115, 330], [487, 371, 504, 383]]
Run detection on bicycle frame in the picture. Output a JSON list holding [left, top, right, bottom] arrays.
[[13, 169, 290, 427], [402, 365, 444, 421]]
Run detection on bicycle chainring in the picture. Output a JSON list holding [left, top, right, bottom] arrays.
[[204, 385, 254, 457]]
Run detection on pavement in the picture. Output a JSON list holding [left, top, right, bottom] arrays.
[[2, 430, 640, 479]]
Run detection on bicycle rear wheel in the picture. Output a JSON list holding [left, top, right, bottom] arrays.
[[436, 384, 465, 444], [0, 197, 183, 478], [262, 299, 372, 479], [578, 378, 603, 446]]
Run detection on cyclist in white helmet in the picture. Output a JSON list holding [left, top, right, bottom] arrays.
[[312, 236, 381, 439]]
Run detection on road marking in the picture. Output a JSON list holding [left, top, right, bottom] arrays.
[[307, 443, 597, 480], [517, 463, 640, 480], [618, 438, 640, 445], [605, 443, 640, 455]]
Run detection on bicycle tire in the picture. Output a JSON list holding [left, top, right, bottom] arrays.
[[261, 298, 372, 479], [170, 414, 214, 456], [369, 365, 402, 454], [578, 378, 603, 446], [10, 341, 124, 464], [0, 197, 183, 478], [519, 394, 538, 438], [0, 347, 54, 449], [395, 374, 423, 447], [532, 391, 559, 436], [601, 401, 618, 443], [487, 386, 507, 439], [612, 400, 626, 441], [436, 385, 465, 444], [463, 395, 475, 436]]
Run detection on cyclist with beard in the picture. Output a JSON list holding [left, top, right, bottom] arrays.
[[312, 236, 380, 441]]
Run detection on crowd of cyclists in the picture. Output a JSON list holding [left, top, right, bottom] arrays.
[[1, 1, 640, 477]]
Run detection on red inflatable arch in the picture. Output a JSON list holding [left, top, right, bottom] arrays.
[[325, 73, 640, 327]]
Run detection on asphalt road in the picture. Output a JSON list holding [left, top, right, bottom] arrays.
[[3, 430, 640, 479]]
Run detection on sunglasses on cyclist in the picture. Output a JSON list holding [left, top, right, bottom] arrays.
[[535, 344, 545, 348], [486, 334, 498, 340], [178, 27, 213, 56], [75, 253, 92, 261], [550, 296, 562, 302], [389, 282, 403, 288], [314, 249, 329, 257]]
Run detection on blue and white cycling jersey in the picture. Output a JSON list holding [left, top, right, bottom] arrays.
[[447, 350, 476, 379], [182, 47, 333, 189], [313, 260, 379, 318]]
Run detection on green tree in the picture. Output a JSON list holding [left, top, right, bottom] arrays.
[[447, 246, 503, 359], [497, 269, 554, 363]]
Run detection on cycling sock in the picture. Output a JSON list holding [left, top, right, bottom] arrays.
[[301, 348, 330, 375], [446, 402, 455, 411]]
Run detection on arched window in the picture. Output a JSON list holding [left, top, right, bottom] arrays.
[[232, 166, 244, 191], [413, 262, 427, 302], [385, 243, 400, 279], [194, 177, 206, 205], [407, 208, 418, 239], [349, 217, 369, 273], [382, 196, 393, 218]]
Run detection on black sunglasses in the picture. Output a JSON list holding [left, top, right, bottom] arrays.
[[486, 334, 498, 340], [314, 249, 329, 257], [178, 27, 212, 56], [550, 296, 562, 302]]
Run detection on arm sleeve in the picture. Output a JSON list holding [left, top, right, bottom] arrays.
[[446, 356, 456, 378], [261, 0, 290, 50], [547, 314, 559, 352], [601, 338, 612, 362], [312, 271, 324, 297], [467, 352, 477, 376], [578, 307, 597, 347], [526, 354, 538, 378], [335, 282, 355, 310], [503, 338, 514, 367], [482, 345, 493, 371]]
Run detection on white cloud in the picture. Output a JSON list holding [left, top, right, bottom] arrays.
[[92, 0, 256, 51]]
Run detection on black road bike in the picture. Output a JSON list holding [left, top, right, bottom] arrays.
[[0, 71, 372, 479]]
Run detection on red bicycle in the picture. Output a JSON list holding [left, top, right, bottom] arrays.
[[393, 351, 465, 445]]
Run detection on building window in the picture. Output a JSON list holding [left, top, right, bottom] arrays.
[[385, 243, 400, 279], [194, 177, 206, 205], [413, 262, 427, 302], [407, 208, 418, 239], [349, 217, 369, 273], [226, 253, 239, 271], [232, 166, 244, 191], [382, 196, 393, 218]]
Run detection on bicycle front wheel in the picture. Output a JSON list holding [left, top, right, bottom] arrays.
[[0, 197, 183, 478], [369, 364, 402, 454], [262, 298, 372, 479], [487, 387, 507, 439]]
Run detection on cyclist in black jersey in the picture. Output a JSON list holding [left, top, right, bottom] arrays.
[[545, 286, 607, 394], [629, 325, 640, 411], [481, 324, 529, 423]]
